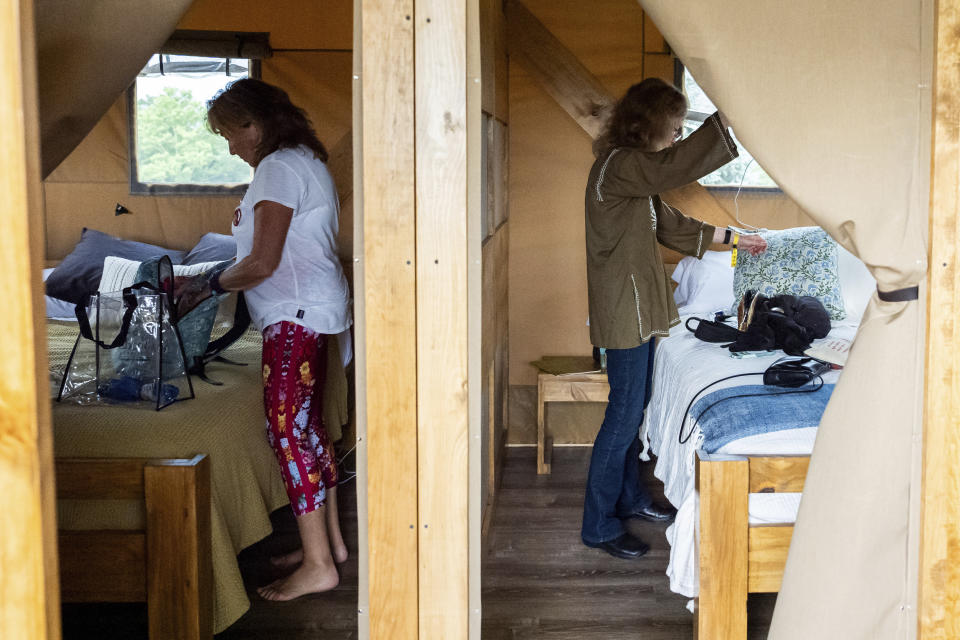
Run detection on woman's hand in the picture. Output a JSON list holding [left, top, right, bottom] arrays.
[[738, 234, 767, 256], [175, 273, 213, 316]]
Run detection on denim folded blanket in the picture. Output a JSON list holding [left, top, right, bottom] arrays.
[[692, 383, 834, 452]]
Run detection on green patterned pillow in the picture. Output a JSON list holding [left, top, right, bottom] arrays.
[[731, 227, 845, 320]]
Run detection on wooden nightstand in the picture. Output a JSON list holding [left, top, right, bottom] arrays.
[[533, 356, 610, 474]]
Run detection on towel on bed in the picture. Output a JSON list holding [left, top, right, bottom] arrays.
[[692, 383, 834, 452]]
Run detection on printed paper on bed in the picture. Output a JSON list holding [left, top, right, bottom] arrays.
[[804, 337, 851, 367]]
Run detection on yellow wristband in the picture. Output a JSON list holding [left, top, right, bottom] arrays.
[[731, 233, 740, 267]]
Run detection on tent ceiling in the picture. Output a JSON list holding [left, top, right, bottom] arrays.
[[35, 0, 195, 178]]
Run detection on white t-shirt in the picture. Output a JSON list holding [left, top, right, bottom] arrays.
[[233, 146, 352, 335]]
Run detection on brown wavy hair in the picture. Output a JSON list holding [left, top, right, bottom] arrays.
[[593, 78, 687, 158], [206, 78, 328, 165]]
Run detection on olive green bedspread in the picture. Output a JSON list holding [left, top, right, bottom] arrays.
[[48, 322, 348, 632]]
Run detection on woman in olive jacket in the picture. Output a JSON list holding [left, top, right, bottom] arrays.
[[581, 78, 766, 559]]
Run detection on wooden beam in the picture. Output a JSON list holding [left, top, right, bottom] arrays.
[[0, 0, 58, 637], [467, 2, 483, 635], [748, 456, 809, 494], [415, 0, 470, 636], [55, 458, 148, 499], [352, 0, 370, 636], [695, 458, 749, 640], [505, 0, 612, 137], [359, 1, 419, 637], [920, 1, 960, 637], [747, 525, 793, 593], [504, 0, 737, 232]]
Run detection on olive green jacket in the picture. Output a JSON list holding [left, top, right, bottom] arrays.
[[585, 112, 738, 349]]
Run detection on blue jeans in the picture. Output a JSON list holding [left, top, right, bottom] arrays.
[[581, 340, 657, 544]]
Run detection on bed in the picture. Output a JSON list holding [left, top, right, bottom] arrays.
[[642, 237, 874, 639], [49, 322, 290, 635], [43, 231, 351, 635]]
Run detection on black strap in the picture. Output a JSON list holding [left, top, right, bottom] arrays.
[[74, 281, 157, 350], [202, 292, 252, 363], [877, 285, 919, 302]]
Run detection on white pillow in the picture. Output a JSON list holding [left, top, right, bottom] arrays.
[[672, 250, 736, 315], [836, 245, 875, 325], [43, 267, 77, 319], [98, 256, 224, 293]]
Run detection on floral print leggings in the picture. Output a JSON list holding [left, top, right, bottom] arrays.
[[262, 321, 338, 516]]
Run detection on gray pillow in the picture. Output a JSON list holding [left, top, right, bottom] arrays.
[[45, 228, 185, 304], [182, 233, 237, 265]]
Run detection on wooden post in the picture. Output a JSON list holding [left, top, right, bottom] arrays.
[[919, 1, 960, 637], [415, 0, 470, 637], [695, 457, 749, 640], [358, 0, 420, 638], [0, 0, 60, 638], [144, 457, 213, 640]]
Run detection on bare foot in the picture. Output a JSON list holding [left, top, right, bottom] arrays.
[[332, 543, 348, 565], [257, 561, 340, 601], [270, 548, 304, 570]]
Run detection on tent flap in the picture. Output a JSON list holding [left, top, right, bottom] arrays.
[[36, 0, 195, 178], [637, 1, 931, 637]]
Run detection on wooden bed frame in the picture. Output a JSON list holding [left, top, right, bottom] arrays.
[[695, 451, 810, 639], [55, 455, 213, 640]]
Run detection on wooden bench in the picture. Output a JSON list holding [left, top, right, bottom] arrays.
[[695, 451, 809, 639], [56, 455, 213, 640], [534, 355, 609, 474]]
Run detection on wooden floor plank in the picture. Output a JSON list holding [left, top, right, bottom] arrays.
[[482, 447, 775, 640]]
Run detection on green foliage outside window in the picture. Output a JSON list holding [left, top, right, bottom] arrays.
[[136, 87, 251, 185]]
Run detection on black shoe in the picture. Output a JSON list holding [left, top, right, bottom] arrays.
[[584, 533, 650, 559], [619, 502, 677, 523]]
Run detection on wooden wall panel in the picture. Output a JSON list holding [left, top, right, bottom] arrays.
[[1, 0, 58, 637], [920, 0, 960, 636], [415, 0, 469, 636], [359, 1, 418, 637]]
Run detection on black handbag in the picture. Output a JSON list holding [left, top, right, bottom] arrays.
[[685, 316, 741, 344]]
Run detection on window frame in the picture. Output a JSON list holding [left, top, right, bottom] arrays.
[[673, 59, 782, 193], [127, 55, 261, 196]]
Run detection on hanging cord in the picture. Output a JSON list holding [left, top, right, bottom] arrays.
[[732, 157, 762, 231], [677, 358, 828, 445], [678, 372, 764, 444], [336, 442, 358, 485]]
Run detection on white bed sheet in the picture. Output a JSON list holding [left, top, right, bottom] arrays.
[[642, 314, 858, 598]]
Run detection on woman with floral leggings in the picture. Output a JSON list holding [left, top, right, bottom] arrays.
[[178, 79, 352, 601]]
